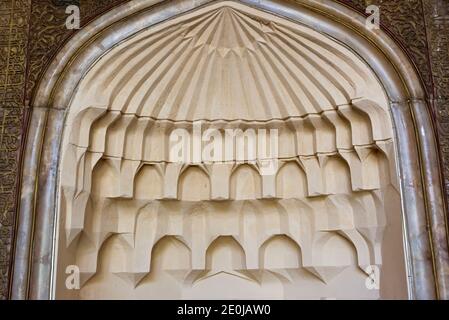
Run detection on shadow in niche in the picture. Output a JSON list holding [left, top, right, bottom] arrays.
[[134, 164, 163, 200], [178, 166, 211, 201], [80, 235, 191, 299], [185, 236, 284, 300], [260, 235, 302, 270], [230, 164, 262, 200], [276, 161, 308, 198]]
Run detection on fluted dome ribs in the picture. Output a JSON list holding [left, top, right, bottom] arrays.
[[57, 2, 399, 299]]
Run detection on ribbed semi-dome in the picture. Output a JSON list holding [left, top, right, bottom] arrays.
[[70, 1, 387, 122], [56, 0, 403, 300]]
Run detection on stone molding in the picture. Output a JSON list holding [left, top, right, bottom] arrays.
[[1, 0, 448, 299]]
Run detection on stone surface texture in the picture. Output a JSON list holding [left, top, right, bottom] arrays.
[[0, 0, 448, 299]]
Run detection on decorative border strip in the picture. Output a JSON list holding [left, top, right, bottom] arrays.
[[1, 0, 448, 299]]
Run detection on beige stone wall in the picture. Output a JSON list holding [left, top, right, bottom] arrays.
[[1, 0, 448, 300], [54, 2, 407, 299]]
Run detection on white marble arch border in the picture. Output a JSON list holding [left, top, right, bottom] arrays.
[[10, 0, 449, 300]]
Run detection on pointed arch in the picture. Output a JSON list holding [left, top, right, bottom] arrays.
[[12, 0, 448, 300]]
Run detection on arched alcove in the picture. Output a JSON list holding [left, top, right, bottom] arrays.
[[11, 0, 449, 300]]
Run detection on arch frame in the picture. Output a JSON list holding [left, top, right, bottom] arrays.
[[9, 0, 449, 299]]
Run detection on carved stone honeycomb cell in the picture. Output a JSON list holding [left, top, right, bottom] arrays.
[[54, 2, 407, 299]]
